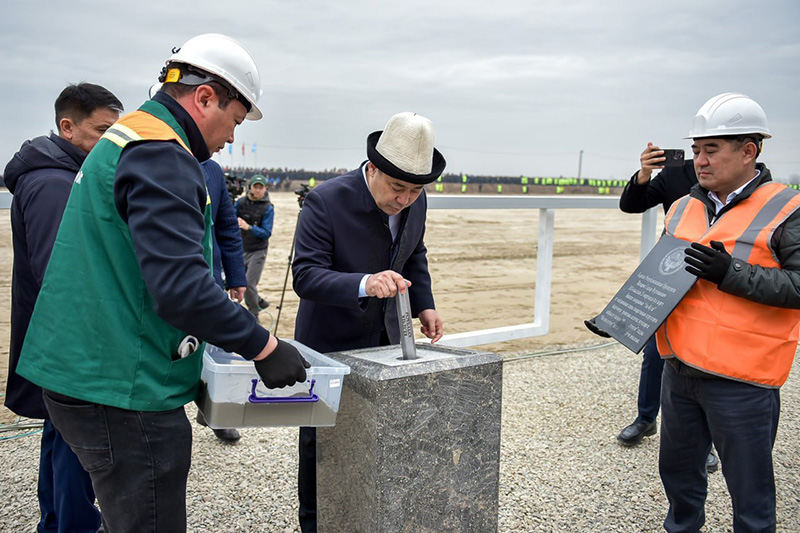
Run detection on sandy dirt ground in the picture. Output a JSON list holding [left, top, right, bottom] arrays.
[[0, 190, 655, 423]]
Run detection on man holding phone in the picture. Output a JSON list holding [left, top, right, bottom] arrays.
[[619, 143, 696, 213], [614, 142, 719, 470]]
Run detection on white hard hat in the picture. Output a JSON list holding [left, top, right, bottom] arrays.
[[685, 93, 771, 139], [148, 83, 162, 98], [164, 33, 263, 120]]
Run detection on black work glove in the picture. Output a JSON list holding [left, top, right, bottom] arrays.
[[254, 339, 311, 389], [684, 241, 732, 285], [584, 316, 611, 338]]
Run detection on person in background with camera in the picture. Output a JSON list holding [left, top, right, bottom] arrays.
[[15, 34, 309, 532], [194, 158, 248, 443], [224, 170, 245, 203], [656, 93, 800, 532], [5, 81, 122, 533], [236, 174, 274, 317], [291, 112, 445, 533]]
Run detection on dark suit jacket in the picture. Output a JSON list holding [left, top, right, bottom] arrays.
[[292, 163, 435, 353]]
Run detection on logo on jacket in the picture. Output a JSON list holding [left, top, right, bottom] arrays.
[[658, 247, 686, 276]]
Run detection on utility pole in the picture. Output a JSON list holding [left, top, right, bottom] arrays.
[[577, 150, 583, 179]]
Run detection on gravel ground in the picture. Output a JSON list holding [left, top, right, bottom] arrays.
[[2, 341, 799, 532]]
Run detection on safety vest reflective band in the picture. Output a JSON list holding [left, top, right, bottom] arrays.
[[102, 111, 192, 153], [657, 182, 800, 388], [104, 112, 210, 208]]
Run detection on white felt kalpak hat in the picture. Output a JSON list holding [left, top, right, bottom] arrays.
[[366, 112, 446, 184]]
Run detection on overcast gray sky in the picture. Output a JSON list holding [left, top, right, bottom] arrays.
[[2, 0, 799, 180]]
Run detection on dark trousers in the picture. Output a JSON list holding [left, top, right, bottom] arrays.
[[243, 247, 268, 316], [43, 392, 193, 533], [636, 337, 665, 424], [659, 363, 780, 532], [298, 426, 317, 533], [37, 420, 101, 533]]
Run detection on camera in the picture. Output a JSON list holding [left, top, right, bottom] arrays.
[[294, 183, 310, 208], [661, 149, 685, 167], [224, 172, 245, 203]]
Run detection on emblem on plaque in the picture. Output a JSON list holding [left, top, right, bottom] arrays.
[[658, 247, 686, 276]]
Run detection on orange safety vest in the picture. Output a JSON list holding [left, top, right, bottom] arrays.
[[656, 182, 800, 388]]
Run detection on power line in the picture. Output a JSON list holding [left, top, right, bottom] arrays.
[[502, 341, 619, 363], [439, 145, 576, 157]]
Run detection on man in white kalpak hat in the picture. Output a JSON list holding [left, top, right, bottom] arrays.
[[291, 111, 446, 532]]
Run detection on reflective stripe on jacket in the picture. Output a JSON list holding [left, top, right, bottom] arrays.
[[656, 182, 800, 388], [103, 112, 192, 152]]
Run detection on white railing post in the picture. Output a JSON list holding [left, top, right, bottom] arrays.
[[640, 207, 659, 262], [428, 206, 558, 348], [533, 208, 554, 334], [425, 195, 648, 348]]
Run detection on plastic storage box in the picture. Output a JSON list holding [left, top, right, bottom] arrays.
[[196, 340, 350, 429]]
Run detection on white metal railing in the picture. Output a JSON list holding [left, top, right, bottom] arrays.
[[425, 195, 658, 348], [0, 191, 659, 348]]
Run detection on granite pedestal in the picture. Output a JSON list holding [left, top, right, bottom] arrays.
[[317, 344, 503, 533]]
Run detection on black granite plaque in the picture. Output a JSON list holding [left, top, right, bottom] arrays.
[[594, 234, 697, 353]]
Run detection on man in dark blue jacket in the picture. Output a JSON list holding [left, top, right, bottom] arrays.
[[197, 158, 248, 442], [291, 112, 445, 532], [4, 82, 122, 533], [202, 159, 247, 297]]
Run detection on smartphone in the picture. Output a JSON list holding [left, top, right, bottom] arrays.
[[661, 149, 685, 167]]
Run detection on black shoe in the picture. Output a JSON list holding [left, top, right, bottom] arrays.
[[196, 411, 241, 443], [706, 450, 719, 473], [211, 427, 241, 442], [258, 297, 270, 310], [617, 420, 657, 446]]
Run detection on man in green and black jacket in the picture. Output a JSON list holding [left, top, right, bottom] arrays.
[[17, 34, 309, 533]]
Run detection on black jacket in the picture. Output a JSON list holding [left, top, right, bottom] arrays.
[[236, 194, 272, 252], [619, 160, 697, 214], [4, 133, 84, 418], [292, 164, 435, 352]]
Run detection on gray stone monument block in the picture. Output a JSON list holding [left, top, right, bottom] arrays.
[[317, 344, 503, 533]]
